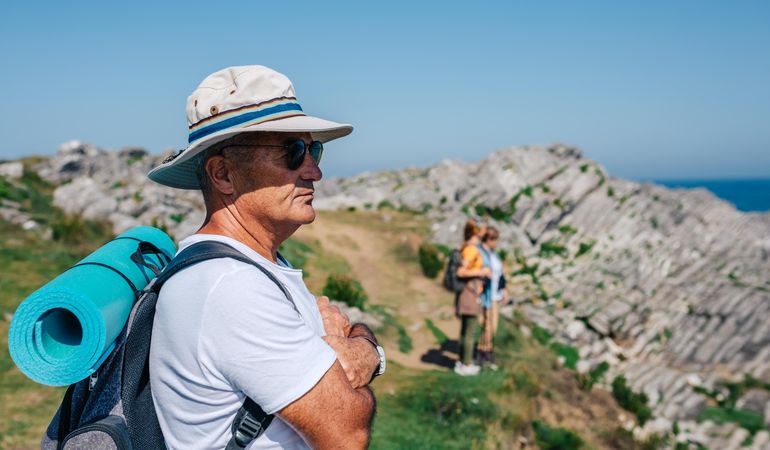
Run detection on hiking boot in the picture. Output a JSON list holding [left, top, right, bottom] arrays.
[[454, 362, 481, 376]]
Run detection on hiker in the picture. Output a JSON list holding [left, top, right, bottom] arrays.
[[146, 66, 385, 449], [454, 218, 491, 376], [477, 226, 507, 369]]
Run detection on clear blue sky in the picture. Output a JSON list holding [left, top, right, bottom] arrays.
[[1, 1, 768, 180]]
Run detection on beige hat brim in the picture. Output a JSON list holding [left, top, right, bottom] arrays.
[[148, 115, 353, 189]]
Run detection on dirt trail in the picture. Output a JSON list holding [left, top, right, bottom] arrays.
[[296, 212, 459, 370]]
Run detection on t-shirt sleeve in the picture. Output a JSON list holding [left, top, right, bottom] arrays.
[[461, 246, 481, 270], [200, 266, 337, 414]]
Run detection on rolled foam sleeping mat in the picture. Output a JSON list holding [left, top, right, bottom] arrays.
[[8, 226, 176, 386]]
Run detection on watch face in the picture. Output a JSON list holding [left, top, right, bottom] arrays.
[[376, 346, 386, 375]]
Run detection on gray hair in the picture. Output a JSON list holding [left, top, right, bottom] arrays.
[[195, 134, 263, 203]]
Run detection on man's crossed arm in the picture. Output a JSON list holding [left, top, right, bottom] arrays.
[[277, 297, 380, 449]]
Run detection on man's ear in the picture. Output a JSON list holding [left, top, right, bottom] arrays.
[[206, 155, 236, 196]]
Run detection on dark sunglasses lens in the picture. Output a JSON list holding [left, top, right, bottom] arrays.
[[285, 140, 323, 169], [286, 140, 307, 170], [309, 141, 323, 164]]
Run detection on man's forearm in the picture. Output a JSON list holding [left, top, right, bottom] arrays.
[[353, 385, 376, 447]]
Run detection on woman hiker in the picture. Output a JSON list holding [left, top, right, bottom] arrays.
[[477, 226, 507, 369], [454, 218, 491, 376]]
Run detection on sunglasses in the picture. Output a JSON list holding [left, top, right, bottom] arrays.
[[223, 139, 323, 170]]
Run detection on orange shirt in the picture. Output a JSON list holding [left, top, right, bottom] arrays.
[[461, 245, 483, 272]]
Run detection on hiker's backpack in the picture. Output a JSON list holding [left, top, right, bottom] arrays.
[[43, 240, 294, 450], [443, 248, 466, 293]]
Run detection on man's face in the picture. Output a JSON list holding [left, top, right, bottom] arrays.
[[227, 132, 322, 230]]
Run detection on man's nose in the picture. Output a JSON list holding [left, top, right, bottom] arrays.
[[299, 151, 322, 181]]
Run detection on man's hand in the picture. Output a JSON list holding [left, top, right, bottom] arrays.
[[317, 296, 352, 337], [322, 335, 379, 388]]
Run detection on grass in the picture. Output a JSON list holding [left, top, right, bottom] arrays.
[[692, 374, 770, 434], [550, 342, 579, 370], [424, 319, 449, 345], [278, 236, 316, 271], [369, 305, 413, 354], [371, 369, 506, 449], [698, 407, 766, 434]]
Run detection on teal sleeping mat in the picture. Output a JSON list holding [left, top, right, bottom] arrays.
[[8, 226, 176, 386]]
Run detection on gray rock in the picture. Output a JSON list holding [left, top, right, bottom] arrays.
[[0, 161, 23, 179]]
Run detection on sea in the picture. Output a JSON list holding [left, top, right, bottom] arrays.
[[652, 179, 770, 213]]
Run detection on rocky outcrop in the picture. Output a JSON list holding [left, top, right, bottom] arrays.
[[36, 141, 204, 239], [315, 143, 770, 447]]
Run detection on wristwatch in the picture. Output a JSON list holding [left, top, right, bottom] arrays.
[[357, 335, 386, 377]]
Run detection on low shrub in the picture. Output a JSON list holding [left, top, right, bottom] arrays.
[[418, 243, 443, 278], [0, 176, 28, 202], [611, 375, 652, 426], [578, 361, 610, 390], [532, 420, 584, 450], [539, 239, 568, 258], [322, 274, 368, 309], [576, 241, 595, 257], [51, 214, 113, 246]]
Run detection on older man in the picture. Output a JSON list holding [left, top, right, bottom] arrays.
[[147, 66, 384, 449]]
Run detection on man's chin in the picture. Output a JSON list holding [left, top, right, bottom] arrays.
[[291, 206, 316, 225]]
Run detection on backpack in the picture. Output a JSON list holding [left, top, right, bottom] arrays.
[[442, 248, 466, 293], [43, 240, 295, 450]]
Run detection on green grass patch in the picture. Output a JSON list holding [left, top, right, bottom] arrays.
[[698, 406, 766, 434], [279, 237, 316, 270], [371, 370, 505, 449], [549, 342, 579, 370], [369, 305, 413, 354], [559, 224, 577, 236], [424, 319, 448, 345], [531, 324, 552, 346]]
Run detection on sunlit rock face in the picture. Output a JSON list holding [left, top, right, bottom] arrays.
[[316, 143, 770, 446]]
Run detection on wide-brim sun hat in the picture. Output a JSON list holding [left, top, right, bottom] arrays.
[[148, 65, 353, 189]]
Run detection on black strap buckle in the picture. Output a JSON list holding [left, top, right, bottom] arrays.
[[233, 410, 270, 447]]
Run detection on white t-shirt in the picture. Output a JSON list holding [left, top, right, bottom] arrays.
[[149, 234, 337, 450]]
